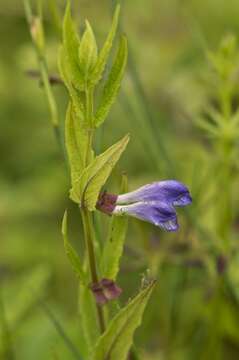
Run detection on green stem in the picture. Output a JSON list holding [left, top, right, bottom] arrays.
[[81, 207, 106, 333], [81, 85, 105, 333], [85, 87, 94, 165], [81, 208, 98, 283], [39, 56, 59, 127], [23, 0, 60, 140]]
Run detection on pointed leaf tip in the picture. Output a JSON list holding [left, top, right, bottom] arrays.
[[70, 134, 130, 209], [92, 280, 156, 360], [62, 0, 84, 90], [94, 35, 128, 127], [79, 19, 98, 79], [90, 4, 121, 86]]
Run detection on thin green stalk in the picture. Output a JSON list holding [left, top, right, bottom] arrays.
[[23, 0, 62, 148], [80, 84, 105, 334], [39, 56, 59, 127], [81, 208, 98, 284], [81, 207, 106, 333], [85, 87, 94, 165]]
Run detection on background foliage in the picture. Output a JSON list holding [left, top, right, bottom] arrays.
[[1, 0, 239, 359]]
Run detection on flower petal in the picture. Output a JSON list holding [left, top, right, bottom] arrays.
[[113, 201, 179, 232], [116, 180, 192, 207]]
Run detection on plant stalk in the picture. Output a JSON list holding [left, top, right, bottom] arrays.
[[81, 207, 106, 333], [81, 84, 105, 334], [85, 86, 94, 165], [23, 0, 62, 148]]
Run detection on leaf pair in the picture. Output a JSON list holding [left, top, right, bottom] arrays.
[[95, 35, 128, 127], [59, 3, 127, 127], [60, 3, 121, 89], [70, 134, 130, 210]]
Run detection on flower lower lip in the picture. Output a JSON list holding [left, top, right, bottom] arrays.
[[113, 201, 179, 231]]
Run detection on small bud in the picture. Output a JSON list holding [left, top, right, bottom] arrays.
[[78, 20, 98, 80], [90, 278, 122, 305], [30, 16, 45, 52]]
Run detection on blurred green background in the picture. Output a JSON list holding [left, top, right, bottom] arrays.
[[2, 0, 239, 359]]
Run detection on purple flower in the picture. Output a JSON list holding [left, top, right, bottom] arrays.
[[96, 180, 192, 232], [117, 180, 192, 207]]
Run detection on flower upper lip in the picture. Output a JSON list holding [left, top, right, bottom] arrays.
[[116, 180, 192, 207]]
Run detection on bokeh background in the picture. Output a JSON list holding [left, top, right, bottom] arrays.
[[2, 0, 239, 359]]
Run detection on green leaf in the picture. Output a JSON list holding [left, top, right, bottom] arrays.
[[58, 46, 85, 122], [79, 284, 100, 352], [70, 134, 130, 209], [94, 35, 128, 127], [62, 211, 87, 284], [65, 102, 88, 184], [92, 281, 156, 360], [90, 5, 120, 86], [101, 174, 128, 280], [79, 20, 98, 81], [70, 134, 129, 206], [62, 2, 84, 90]]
